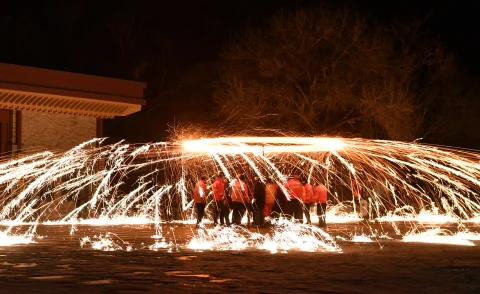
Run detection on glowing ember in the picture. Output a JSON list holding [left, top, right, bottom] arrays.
[[186, 221, 341, 253], [0, 231, 34, 246], [403, 228, 476, 246], [351, 234, 374, 243], [182, 137, 345, 153], [80, 233, 133, 251]]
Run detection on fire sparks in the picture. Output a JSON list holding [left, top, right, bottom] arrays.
[[403, 228, 477, 246], [0, 231, 35, 246], [80, 233, 134, 251], [0, 136, 480, 251]]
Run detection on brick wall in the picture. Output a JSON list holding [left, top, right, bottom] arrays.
[[22, 110, 96, 151]]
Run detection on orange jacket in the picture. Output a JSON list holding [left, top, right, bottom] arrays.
[[193, 180, 207, 203], [265, 183, 278, 204], [284, 178, 303, 200], [212, 177, 225, 201], [352, 180, 362, 199], [314, 184, 328, 203], [231, 179, 249, 203], [302, 183, 313, 203]]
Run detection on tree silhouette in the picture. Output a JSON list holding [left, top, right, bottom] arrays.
[[214, 5, 464, 141]]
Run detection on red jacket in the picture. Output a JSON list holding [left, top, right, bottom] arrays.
[[314, 184, 328, 203], [352, 180, 362, 199], [231, 179, 249, 203], [302, 183, 313, 203], [265, 183, 278, 204], [212, 177, 225, 201], [193, 180, 207, 203], [285, 178, 303, 200]]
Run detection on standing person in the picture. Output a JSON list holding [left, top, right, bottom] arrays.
[[253, 176, 266, 226], [301, 178, 313, 224], [264, 178, 278, 219], [230, 174, 250, 225], [315, 182, 328, 227], [222, 177, 232, 225], [284, 174, 304, 223], [212, 172, 230, 226], [193, 175, 208, 228], [352, 179, 362, 217]]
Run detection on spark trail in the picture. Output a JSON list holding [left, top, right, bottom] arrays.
[[0, 136, 480, 249]]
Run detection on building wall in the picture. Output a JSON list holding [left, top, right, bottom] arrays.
[[22, 110, 96, 151]]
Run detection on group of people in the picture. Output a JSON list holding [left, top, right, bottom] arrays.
[[193, 172, 329, 228]]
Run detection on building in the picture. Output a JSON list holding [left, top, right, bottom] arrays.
[[0, 63, 146, 153]]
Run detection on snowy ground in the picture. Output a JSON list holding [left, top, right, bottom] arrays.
[[0, 223, 480, 293]]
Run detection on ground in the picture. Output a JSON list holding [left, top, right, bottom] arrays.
[[0, 223, 479, 293]]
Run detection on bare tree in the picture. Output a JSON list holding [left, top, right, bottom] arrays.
[[214, 5, 460, 141]]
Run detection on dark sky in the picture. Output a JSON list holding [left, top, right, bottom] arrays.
[[0, 0, 479, 143], [0, 0, 479, 76]]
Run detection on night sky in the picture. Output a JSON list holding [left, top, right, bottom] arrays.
[[0, 0, 479, 142]]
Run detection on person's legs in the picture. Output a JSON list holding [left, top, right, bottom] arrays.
[[293, 199, 303, 223], [303, 203, 311, 224], [258, 203, 265, 225], [219, 208, 225, 225], [219, 201, 229, 225], [285, 199, 293, 220], [231, 202, 238, 225], [224, 203, 231, 225], [254, 206, 264, 226], [318, 202, 327, 227], [196, 203, 205, 226], [232, 202, 243, 225], [213, 201, 220, 225]]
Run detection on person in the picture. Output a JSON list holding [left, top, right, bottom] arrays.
[[252, 176, 266, 226], [230, 174, 250, 225], [212, 172, 230, 226], [222, 177, 232, 224], [264, 178, 278, 219], [301, 178, 313, 224], [284, 174, 304, 222], [193, 175, 208, 228], [352, 179, 362, 217], [315, 182, 328, 227]]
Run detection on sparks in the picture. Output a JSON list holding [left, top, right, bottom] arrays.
[[0, 136, 479, 251]]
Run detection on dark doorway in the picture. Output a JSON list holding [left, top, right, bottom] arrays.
[[0, 109, 10, 154]]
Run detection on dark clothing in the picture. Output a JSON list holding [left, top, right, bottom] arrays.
[[317, 202, 327, 227], [271, 187, 287, 217], [253, 180, 266, 225], [220, 206, 230, 225], [195, 202, 205, 225], [302, 203, 312, 224], [214, 200, 230, 225], [286, 198, 303, 222], [231, 201, 246, 225], [253, 180, 266, 207], [254, 209, 264, 226]]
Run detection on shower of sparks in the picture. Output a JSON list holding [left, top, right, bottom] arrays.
[[80, 233, 133, 251], [0, 231, 35, 246], [402, 228, 479, 246], [0, 136, 480, 251], [185, 219, 340, 253]]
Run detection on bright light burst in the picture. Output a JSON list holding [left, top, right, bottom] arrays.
[[403, 228, 477, 246], [1, 136, 480, 250], [0, 231, 35, 246]]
